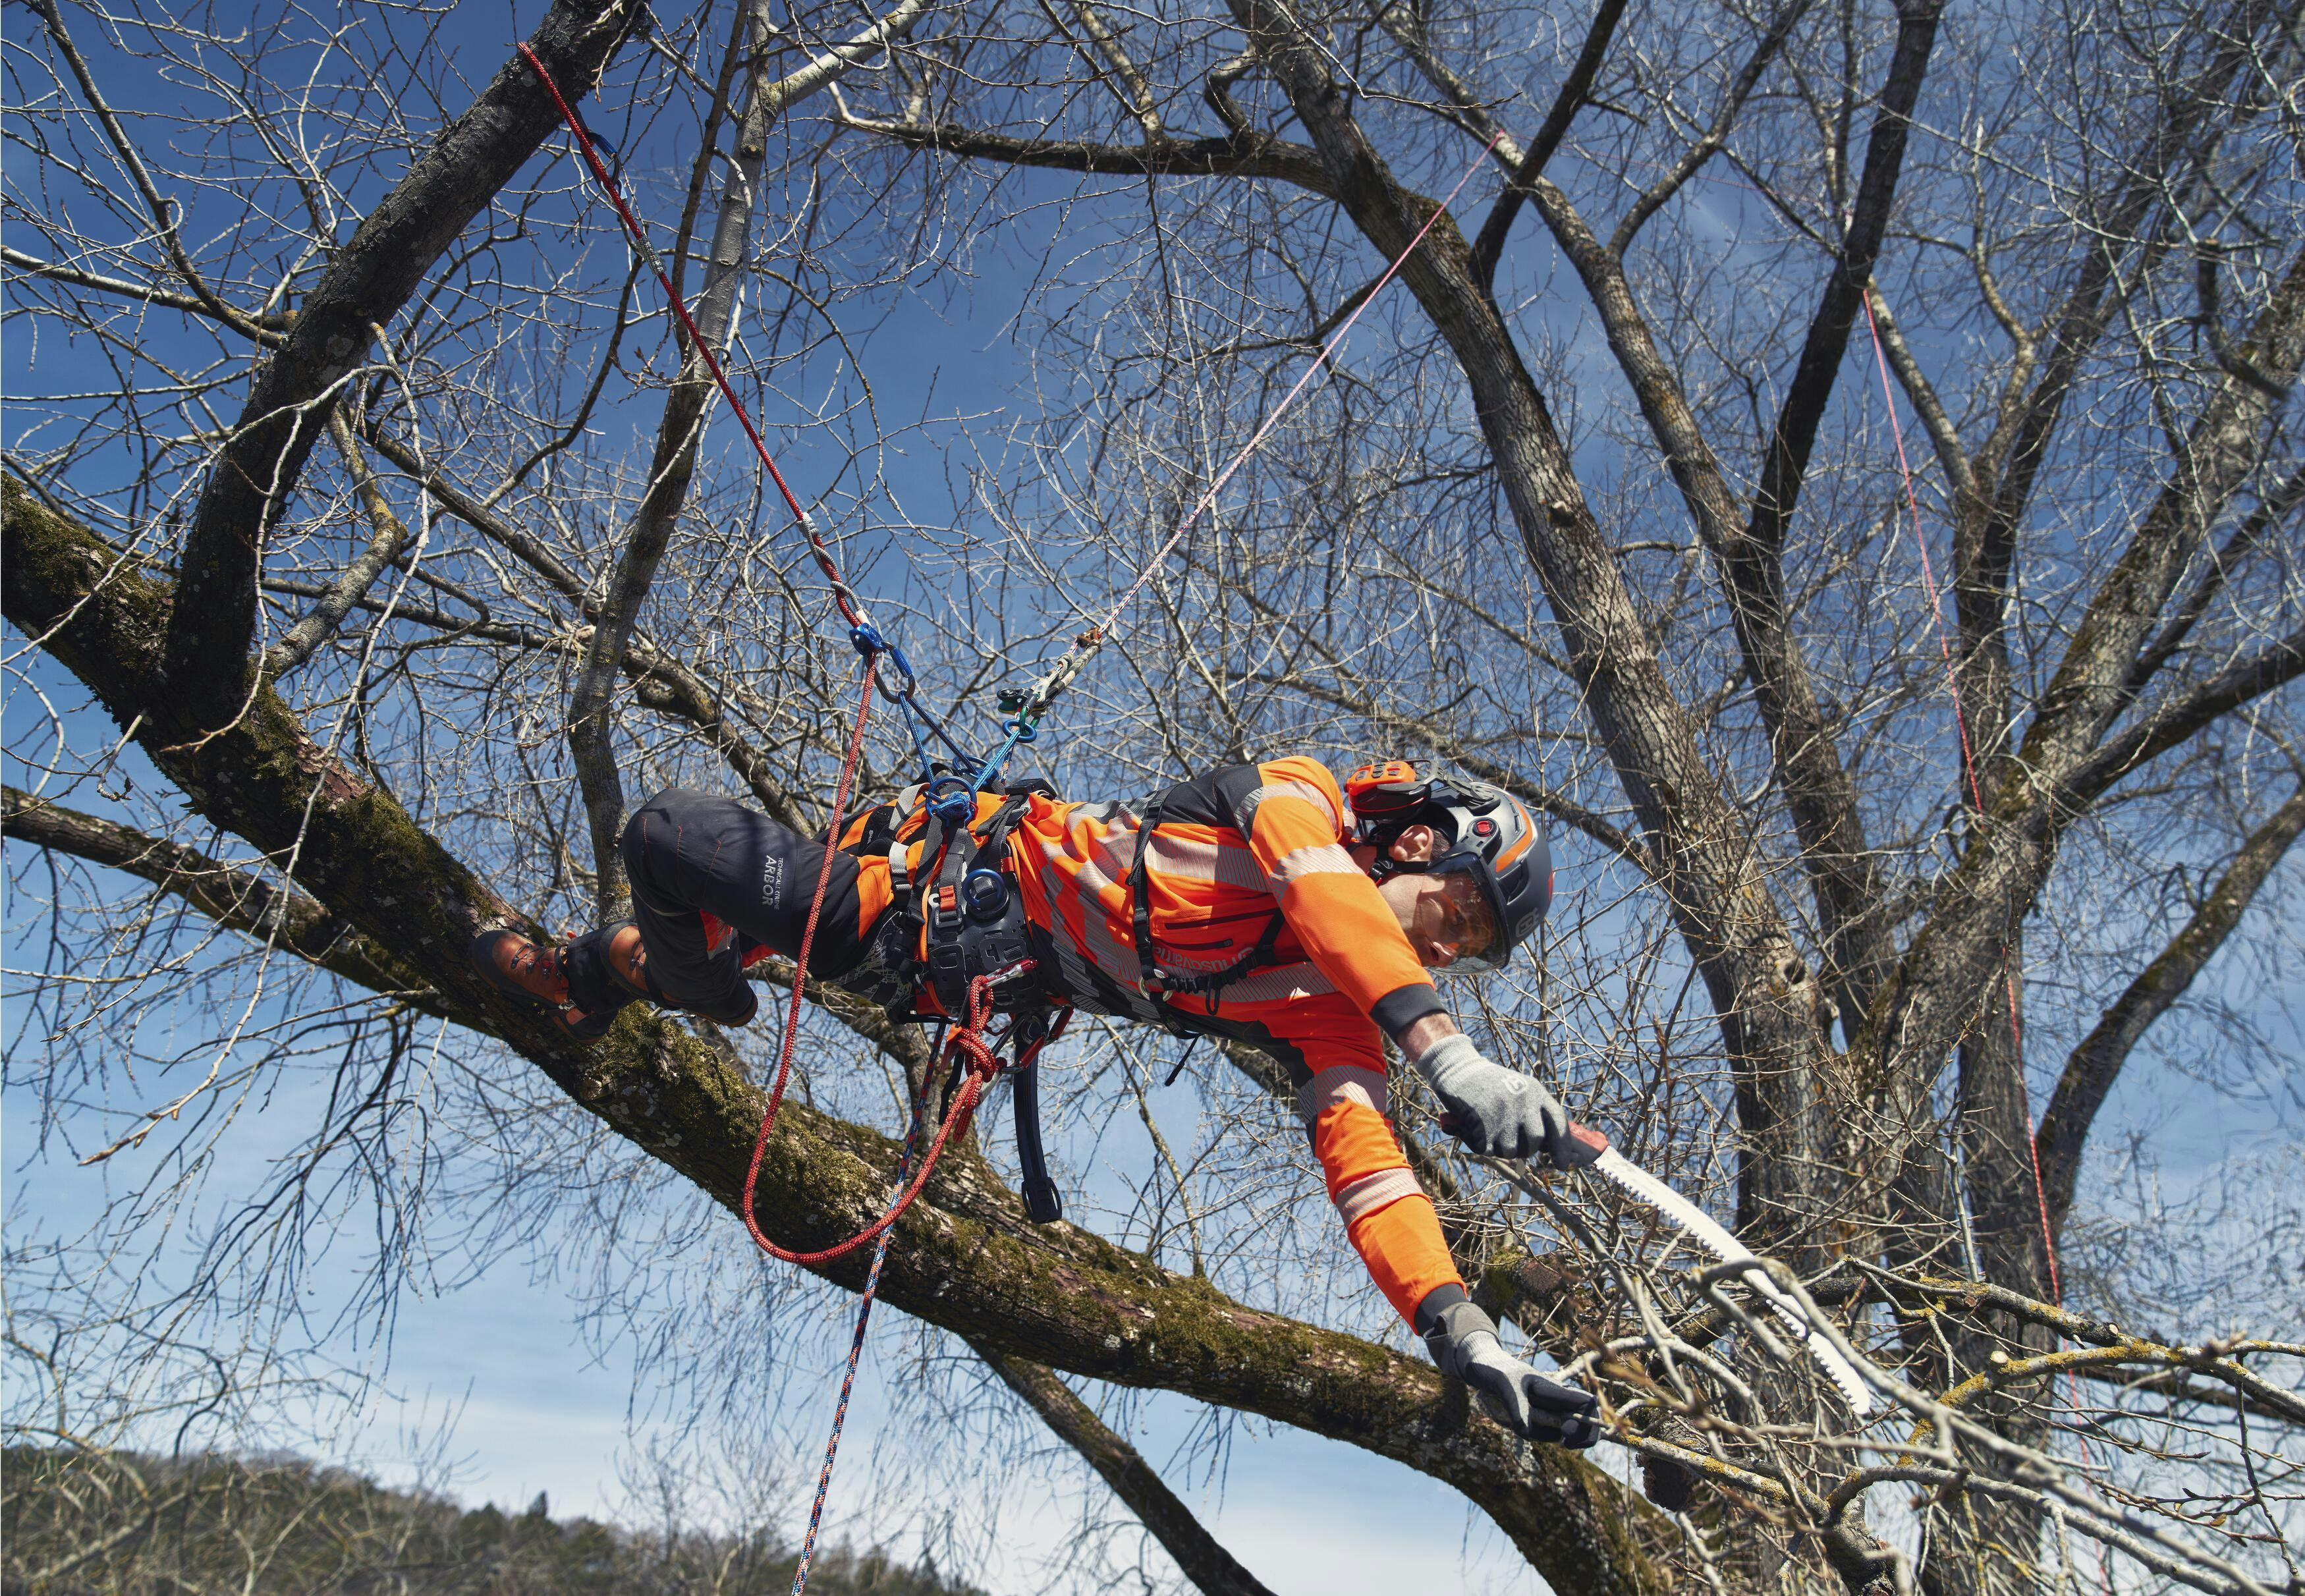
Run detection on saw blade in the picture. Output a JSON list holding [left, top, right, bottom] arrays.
[[1586, 1149, 1875, 1416]]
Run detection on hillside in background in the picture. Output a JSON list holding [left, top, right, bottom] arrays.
[[1, 1448, 987, 1596]]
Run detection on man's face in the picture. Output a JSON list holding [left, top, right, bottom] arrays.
[[1362, 823, 1499, 969]]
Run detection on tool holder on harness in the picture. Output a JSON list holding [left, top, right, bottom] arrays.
[[1127, 786, 1288, 1032], [893, 785, 1070, 1224]]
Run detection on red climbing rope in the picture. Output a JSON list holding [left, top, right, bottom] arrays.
[[519, 57, 1069, 1592], [520, 45, 870, 628], [1864, 290, 2063, 1304]]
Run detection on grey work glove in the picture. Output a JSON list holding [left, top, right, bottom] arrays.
[[1421, 1295, 1601, 1448], [1412, 1033, 1607, 1167]]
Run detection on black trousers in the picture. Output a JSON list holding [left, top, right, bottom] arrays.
[[611, 787, 910, 1019]]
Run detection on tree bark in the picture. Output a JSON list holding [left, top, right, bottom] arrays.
[[160, 0, 646, 726]]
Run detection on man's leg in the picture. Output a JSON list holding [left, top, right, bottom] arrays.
[[615, 788, 877, 1022]]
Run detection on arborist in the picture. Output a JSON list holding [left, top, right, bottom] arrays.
[[475, 757, 1605, 1448]]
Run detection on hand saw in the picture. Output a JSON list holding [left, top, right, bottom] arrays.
[[1568, 1129, 1877, 1416]]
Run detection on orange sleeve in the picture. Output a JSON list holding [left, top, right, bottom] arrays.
[[1314, 1092, 1463, 1324], [1290, 1009, 1464, 1325], [1234, 757, 1435, 1021]]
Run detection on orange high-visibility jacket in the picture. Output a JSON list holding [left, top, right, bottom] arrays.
[[839, 757, 1462, 1325]]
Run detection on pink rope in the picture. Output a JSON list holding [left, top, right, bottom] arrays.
[[1862, 290, 2063, 1306]]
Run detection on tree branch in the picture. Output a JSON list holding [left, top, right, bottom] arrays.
[[2123, 464, 2304, 698], [1467, 0, 1629, 287], [23, 0, 269, 343], [2020, 243, 2305, 782], [1605, 0, 1817, 258], [159, 0, 646, 726], [1975, 0, 2283, 536], [1746, 0, 1945, 560], [974, 1344, 1277, 1596], [1860, 283, 1972, 498], [262, 412, 412, 676], [565, 0, 937, 914], [1517, 174, 1892, 1032], [0, 247, 290, 341], [0, 786, 426, 1004], [839, 112, 1335, 195], [5, 474, 1671, 1596], [360, 426, 590, 605], [2059, 624, 2305, 817], [1039, 0, 1165, 138], [2034, 784, 2305, 1235]]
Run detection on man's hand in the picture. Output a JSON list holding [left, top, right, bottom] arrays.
[[1420, 1295, 1600, 1448], [1410, 1033, 1606, 1167]]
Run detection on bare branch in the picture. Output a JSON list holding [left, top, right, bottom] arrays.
[[262, 412, 414, 676], [2036, 783, 2305, 1232], [975, 1344, 1278, 1596], [1466, 0, 1629, 287], [0, 785, 424, 1003], [159, 0, 647, 724]]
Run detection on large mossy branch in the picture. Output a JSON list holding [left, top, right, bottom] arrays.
[[0, 478, 1667, 1596]]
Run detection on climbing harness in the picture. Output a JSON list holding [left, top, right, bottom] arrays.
[[524, 45, 1505, 1587], [887, 781, 1076, 1217]]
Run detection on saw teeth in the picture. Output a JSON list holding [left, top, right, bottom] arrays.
[[1586, 1150, 1877, 1417]]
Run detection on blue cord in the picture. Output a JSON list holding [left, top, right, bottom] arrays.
[[849, 624, 1043, 821]]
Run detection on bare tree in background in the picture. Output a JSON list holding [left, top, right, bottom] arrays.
[[4, 0, 2300, 1592]]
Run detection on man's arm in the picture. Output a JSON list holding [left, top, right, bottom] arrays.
[[1395, 1010, 1459, 1057], [1224, 756, 1445, 1042], [1230, 759, 1600, 1169]]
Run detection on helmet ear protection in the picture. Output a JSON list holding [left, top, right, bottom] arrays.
[[1347, 760, 1553, 971], [1345, 759, 1430, 828]]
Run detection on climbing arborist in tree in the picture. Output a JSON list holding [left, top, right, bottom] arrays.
[[474, 757, 1604, 1448]]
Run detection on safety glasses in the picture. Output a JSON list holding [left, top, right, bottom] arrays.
[[1432, 868, 1501, 966]]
